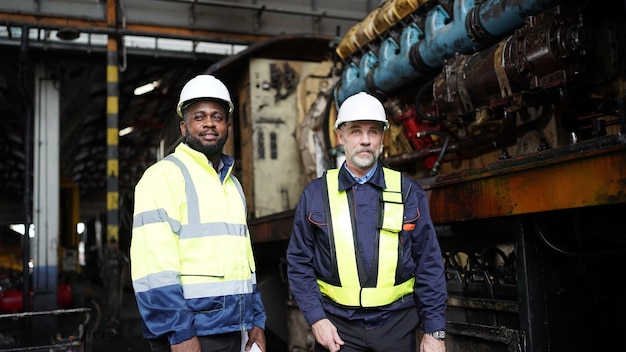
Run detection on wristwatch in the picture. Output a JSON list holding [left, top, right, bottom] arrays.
[[425, 330, 446, 340]]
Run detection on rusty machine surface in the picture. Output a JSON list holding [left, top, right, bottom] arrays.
[[206, 0, 625, 351]]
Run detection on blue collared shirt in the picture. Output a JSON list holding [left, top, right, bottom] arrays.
[[345, 162, 378, 184]]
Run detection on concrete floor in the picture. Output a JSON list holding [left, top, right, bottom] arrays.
[[1, 276, 289, 352], [88, 284, 150, 352], [0, 282, 147, 352], [92, 335, 150, 352]]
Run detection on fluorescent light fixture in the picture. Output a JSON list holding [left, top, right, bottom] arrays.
[[56, 27, 80, 41], [119, 126, 134, 136], [134, 79, 161, 95], [10, 223, 35, 237]]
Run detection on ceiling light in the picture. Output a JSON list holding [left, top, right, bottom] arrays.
[[134, 79, 161, 95], [56, 27, 80, 41], [119, 126, 134, 137]]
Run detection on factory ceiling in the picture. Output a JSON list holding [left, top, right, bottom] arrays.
[[0, 0, 374, 224]]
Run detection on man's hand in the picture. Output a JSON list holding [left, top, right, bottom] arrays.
[[244, 326, 266, 352], [171, 336, 201, 352], [420, 333, 445, 352], [311, 318, 344, 352]]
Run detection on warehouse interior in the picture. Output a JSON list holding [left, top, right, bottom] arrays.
[[1, 1, 626, 352], [0, 0, 370, 225], [0, 1, 371, 351]]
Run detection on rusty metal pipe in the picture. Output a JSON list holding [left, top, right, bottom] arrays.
[[383, 114, 515, 169]]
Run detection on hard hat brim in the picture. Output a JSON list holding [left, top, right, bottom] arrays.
[[334, 120, 389, 131], [177, 97, 234, 118]]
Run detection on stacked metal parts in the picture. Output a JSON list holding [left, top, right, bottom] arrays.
[[325, 1, 626, 351], [335, 0, 564, 102], [331, 0, 620, 177]]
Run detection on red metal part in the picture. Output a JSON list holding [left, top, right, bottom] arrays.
[[393, 107, 439, 170], [0, 284, 73, 313]]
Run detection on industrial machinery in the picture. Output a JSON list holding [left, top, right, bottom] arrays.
[[202, 0, 626, 351]]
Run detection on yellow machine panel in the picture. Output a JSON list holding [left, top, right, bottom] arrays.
[[247, 58, 321, 217]]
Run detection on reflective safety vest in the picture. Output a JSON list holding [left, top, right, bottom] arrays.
[[132, 144, 256, 301], [316, 167, 415, 307], [163, 153, 256, 297]]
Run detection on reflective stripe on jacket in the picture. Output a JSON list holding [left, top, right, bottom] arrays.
[[130, 143, 265, 345], [317, 167, 414, 307]]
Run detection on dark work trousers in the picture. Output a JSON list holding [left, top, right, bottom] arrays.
[[148, 331, 241, 352], [315, 308, 419, 352]]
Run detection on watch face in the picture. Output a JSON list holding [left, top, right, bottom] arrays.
[[428, 330, 445, 339]]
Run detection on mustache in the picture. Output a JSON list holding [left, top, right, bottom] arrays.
[[353, 147, 375, 154]]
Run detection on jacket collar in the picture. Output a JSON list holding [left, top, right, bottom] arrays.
[[337, 162, 386, 191], [176, 142, 235, 181]]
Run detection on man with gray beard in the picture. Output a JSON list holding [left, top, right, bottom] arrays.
[[286, 92, 447, 352]]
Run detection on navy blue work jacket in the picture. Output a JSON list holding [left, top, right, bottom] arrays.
[[286, 162, 447, 332]]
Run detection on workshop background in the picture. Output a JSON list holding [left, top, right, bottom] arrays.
[[1, 0, 625, 352], [0, 1, 370, 351]]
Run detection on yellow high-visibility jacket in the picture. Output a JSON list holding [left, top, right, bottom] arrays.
[[130, 142, 266, 345]]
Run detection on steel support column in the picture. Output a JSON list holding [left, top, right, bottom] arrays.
[[517, 219, 548, 352], [32, 63, 60, 332], [106, 0, 119, 246], [101, 0, 126, 338]]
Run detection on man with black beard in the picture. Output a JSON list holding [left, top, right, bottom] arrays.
[[287, 92, 447, 352], [130, 75, 267, 352]]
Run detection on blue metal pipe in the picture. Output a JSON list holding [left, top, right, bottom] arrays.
[[477, 0, 562, 37], [417, 0, 477, 68], [335, 51, 380, 103], [369, 23, 423, 98], [337, 0, 561, 104], [337, 22, 425, 102]]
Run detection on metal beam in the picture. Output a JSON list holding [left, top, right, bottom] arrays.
[[422, 134, 626, 224], [0, 12, 270, 44], [0, 0, 371, 44], [157, 0, 363, 21]]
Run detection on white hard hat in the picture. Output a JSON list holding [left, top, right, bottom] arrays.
[[176, 75, 234, 118], [334, 92, 389, 130]]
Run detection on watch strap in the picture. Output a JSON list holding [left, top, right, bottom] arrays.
[[425, 330, 446, 340]]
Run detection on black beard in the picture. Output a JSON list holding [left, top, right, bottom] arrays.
[[184, 130, 228, 160]]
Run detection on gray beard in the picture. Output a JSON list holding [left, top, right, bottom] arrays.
[[347, 147, 379, 169]]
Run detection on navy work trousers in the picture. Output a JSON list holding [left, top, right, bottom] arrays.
[[316, 308, 419, 352], [148, 331, 241, 352]]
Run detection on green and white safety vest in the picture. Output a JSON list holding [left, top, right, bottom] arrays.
[[316, 167, 415, 307]]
